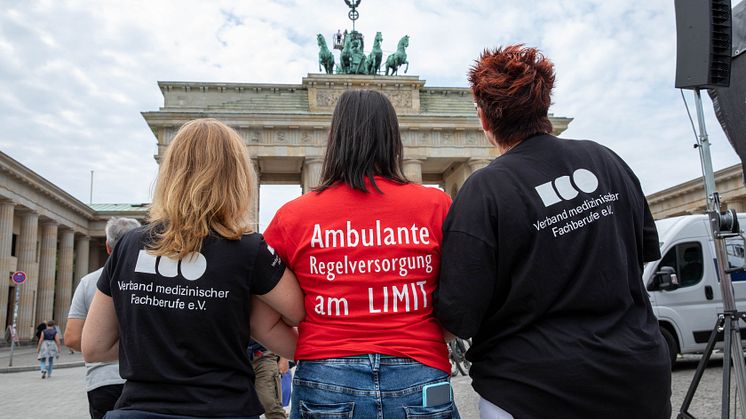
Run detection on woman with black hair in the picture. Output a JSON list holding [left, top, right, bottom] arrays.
[[264, 89, 459, 419]]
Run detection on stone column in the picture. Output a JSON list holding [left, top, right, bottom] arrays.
[[250, 159, 261, 232], [74, 236, 90, 290], [35, 221, 58, 325], [302, 157, 324, 194], [403, 159, 424, 184], [16, 210, 38, 341], [0, 201, 15, 329], [467, 158, 492, 174], [54, 229, 75, 332]]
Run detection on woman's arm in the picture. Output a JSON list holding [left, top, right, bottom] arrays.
[[54, 333, 61, 353], [256, 268, 305, 326], [36, 334, 43, 353], [250, 297, 298, 359], [81, 290, 119, 363]]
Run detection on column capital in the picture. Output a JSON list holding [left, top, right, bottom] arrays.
[[467, 158, 492, 171], [304, 156, 325, 165], [16, 208, 39, 218], [403, 159, 424, 184]]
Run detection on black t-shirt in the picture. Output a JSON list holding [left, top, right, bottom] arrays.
[[98, 227, 285, 417], [435, 135, 671, 419]]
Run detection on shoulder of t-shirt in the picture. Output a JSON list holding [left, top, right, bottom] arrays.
[[398, 182, 452, 206], [68, 268, 103, 318], [238, 231, 264, 248], [564, 138, 641, 181], [113, 226, 148, 253], [77, 267, 103, 289], [268, 192, 316, 223]]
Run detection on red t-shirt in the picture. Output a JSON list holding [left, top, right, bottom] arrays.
[[264, 177, 452, 373]]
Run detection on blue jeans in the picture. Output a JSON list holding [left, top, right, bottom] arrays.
[[103, 410, 259, 419], [290, 355, 460, 419], [39, 357, 54, 376]]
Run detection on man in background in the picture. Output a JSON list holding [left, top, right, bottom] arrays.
[[65, 217, 141, 419], [248, 339, 289, 419]]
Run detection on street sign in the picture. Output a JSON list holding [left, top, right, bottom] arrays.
[[11, 271, 26, 284]]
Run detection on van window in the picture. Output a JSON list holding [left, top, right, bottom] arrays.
[[725, 237, 746, 281], [657, 242, 704, 288]]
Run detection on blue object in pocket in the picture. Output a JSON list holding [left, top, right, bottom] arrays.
[[422, 382, 452, 407]]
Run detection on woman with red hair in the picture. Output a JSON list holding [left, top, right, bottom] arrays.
[[435, 45, 671, 418]]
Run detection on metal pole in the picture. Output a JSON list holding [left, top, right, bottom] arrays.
[[89, 170, 94, 205], [693, 88, 746, 418], [8, 285, 20, 367]]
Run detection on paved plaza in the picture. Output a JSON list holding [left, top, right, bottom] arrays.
[[0, 345, 739, 419]]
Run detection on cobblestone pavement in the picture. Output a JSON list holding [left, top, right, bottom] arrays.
[[0, 352, 740, 419]]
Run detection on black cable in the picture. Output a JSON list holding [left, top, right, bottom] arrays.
[[680, 89, 701, 147]]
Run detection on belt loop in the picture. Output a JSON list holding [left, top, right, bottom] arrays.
[[370, 353, 380, 371]]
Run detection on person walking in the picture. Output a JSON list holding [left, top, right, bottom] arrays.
[[264, 90, 459, 419], [82, 118, 304, 419], [248, 339, 287, 419], [65, 217, 141, 419], [37, 320, 61, 379], [435, 44, 671, 418]]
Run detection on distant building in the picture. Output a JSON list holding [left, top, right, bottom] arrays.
[[0, 151, 146, 341], [647, 164, 746, 219]]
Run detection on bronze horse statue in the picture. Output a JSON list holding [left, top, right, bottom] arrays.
[[339, 33, 352, 74], [385, 35, 409, 76], [317, 34, 334, 74], [366, 32, 383, 75]]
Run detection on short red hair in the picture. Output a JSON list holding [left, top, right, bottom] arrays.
[[469, 44, 555, 148]]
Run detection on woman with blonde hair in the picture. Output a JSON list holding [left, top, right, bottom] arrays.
[[83, 118, 304, 419]]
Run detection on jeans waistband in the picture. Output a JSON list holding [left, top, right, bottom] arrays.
[[345, 354, 398, 359]]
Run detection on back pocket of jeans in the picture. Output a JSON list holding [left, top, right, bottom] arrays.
[[403, 401, 457, 419], [299, 401, 355, 419]]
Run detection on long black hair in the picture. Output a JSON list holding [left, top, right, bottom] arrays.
[[315, 89, 408, 193]]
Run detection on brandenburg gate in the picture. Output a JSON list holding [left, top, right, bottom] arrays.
[[142, 73, 572, 228]]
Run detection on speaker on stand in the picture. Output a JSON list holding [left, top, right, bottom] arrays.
[[673, 1, 746, 418]]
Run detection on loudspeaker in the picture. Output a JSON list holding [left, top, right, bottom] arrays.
[[709, 1, 746, 181], [675, 0, 732, 89]]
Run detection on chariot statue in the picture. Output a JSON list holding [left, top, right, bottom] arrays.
[[313, 1, 410, 76]]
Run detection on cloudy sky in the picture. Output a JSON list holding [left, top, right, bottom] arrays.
[[0, 0, 742, 229]]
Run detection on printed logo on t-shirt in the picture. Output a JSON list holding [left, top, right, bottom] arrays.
[[134, 250, 207, 281], [531, 168, 622, 238], [119, 251, 232, 312], [534, 168, 599, 207]]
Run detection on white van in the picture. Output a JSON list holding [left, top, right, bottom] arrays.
[[644, 214, 746, 366]]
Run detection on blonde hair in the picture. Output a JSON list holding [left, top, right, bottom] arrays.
[[147, 118, 257, 259]]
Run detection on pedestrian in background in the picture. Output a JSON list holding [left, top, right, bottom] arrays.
[[65, 217, 141, 419], [37, 320, 61, 379]]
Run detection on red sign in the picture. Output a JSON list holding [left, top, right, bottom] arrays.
[[11, 271, 26, 284]]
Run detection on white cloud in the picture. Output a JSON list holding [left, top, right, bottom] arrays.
[[0, 0, 741, 211]]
